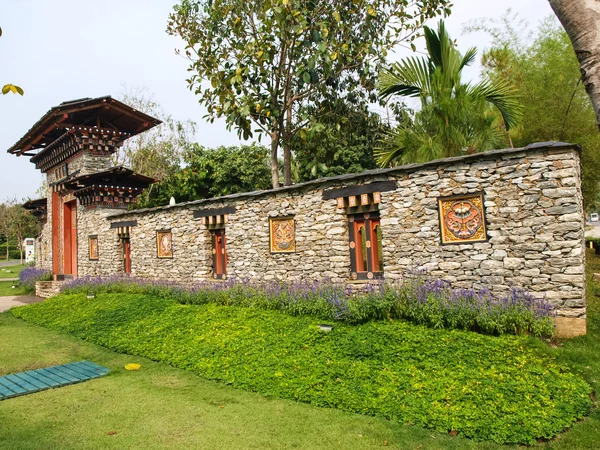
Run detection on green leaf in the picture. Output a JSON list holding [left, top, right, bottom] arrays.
[[302, 72, 311, 84]]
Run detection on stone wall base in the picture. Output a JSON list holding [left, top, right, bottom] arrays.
[[554, 317, 587, 338], [36, 281, 64, 298]]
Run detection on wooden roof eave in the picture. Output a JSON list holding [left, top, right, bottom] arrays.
[[8, 96, 162, 156]]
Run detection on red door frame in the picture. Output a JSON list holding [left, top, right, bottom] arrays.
[[51, 192, 59, 277]]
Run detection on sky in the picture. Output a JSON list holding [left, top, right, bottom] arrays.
[[0, 0, 556, 201]]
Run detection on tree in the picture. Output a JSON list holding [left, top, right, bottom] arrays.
[[292, 101, 388, 181], [0, 200, 40, 262], [477, 16, 600, 208], [548, 0, 600, 128], [8, 205, 40, 263], [135, 144, 272, 208], [1, 27, 23, 96], [115, 86, 196, 181], [375, 20, 522, 166], [167, 0, 452, 188], [0, 203, 11, 260]]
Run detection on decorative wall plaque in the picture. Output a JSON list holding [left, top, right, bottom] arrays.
[[438, 193, 487, 244], [89, 236, 99, 260], [156, 230, 173, 258], [269, 217, 296, 253]]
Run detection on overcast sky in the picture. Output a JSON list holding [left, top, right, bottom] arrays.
[[0, 0, 556, 201]]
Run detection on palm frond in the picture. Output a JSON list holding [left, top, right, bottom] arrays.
[[460, 47, 477, 71], [378, 58, 431, 100], [468, 79, 523, 130]]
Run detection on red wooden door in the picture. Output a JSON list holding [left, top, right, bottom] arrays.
[[123, 239, 131, 274], [63, 200, 78, 276], [213, 230, 227, 278]]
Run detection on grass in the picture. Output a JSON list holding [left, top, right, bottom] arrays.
[[9, 297, 591, 443], [0, 280, 28, 296], [2, 250, 600, 448], [0, 264, 26, 278], [0, 313, 507, 450]]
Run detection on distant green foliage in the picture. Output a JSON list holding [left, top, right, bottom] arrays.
[[135, 143, 272, 208], [167, 0, 452, 187], [376, 20, 521, 166], [474, 15, 600, 208], [292, 102, 384, 181], [13, 293, 591, 444]]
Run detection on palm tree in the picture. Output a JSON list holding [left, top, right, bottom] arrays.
[[376, 20, 522, 167]]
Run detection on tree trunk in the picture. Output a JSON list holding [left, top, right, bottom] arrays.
[[270, 131, 280, 189], [549, 0, 600, 127], [283, 141, 292, 186], [283, 101, 293, 186], [5, 234, 8, 261]]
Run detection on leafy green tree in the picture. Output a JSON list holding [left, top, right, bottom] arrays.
[[115, 86, 196, 181], [293, 101, 389, 181], [376, 20, 522, 166], [0, 200, 40, 262], [1, 27, 23, 96], [136, 144, 272, 208], [8, 205, 40, 263], [167, 0, 452, 188], [548, 0, 600, 128], [476, 16, 600, 207]]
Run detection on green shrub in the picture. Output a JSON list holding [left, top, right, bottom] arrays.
[[12, 293, 591, 445]]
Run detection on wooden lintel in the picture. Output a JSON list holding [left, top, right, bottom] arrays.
[[322, 181, 397, 200], [110, 220, 138, 229], [193, 206, 236, 218]]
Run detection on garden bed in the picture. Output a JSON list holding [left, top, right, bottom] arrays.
[[12, 292, 591, 445]]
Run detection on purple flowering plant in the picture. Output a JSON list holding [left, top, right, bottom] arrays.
[[19, 267, 52, 292], [63, 270, 556, 337]]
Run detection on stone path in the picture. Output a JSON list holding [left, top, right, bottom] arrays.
[[0, 260, 20, 268], [0, 296, 44, 313], [0, 278, 19, 282]]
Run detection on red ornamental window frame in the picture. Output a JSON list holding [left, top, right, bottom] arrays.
[[348, 212, 384, 280]]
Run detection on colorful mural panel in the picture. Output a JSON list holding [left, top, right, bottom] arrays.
[[270, 218, 296, 253], [88, 236, 99, 260], [156, 230, 173, 258], [438, 194, 487, 244]]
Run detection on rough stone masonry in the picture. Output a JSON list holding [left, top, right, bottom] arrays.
[[61, 142, 587, 338]]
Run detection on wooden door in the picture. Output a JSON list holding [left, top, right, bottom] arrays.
[[212, 230, 227, 279], [63, 200, 78, 276], [123, 239, 131, 274]]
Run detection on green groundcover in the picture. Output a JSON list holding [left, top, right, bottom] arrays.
[[12, 293, 592, 445]]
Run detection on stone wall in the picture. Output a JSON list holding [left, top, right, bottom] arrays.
[[39, 143, 587, 336], [77, 206, 123, 277], [36, 189, 53, 272], [67, 151, 114, 177]]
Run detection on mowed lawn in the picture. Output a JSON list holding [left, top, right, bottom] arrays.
[[1, 251, 600, 449], [0, 264, 28, 296], [0, 264, 26, 278], [0, 313, 507, 450]]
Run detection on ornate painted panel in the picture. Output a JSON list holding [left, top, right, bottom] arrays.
[[438, 193, 487, 244], [269, 217, 295, 253], [156, 230, 173, 258], [88, 236, 99, 260]]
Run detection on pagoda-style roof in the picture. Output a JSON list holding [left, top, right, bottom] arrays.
[[7, 96, 162, 156], [60, 166, 156, 191], [23, 198, 48, 221]]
